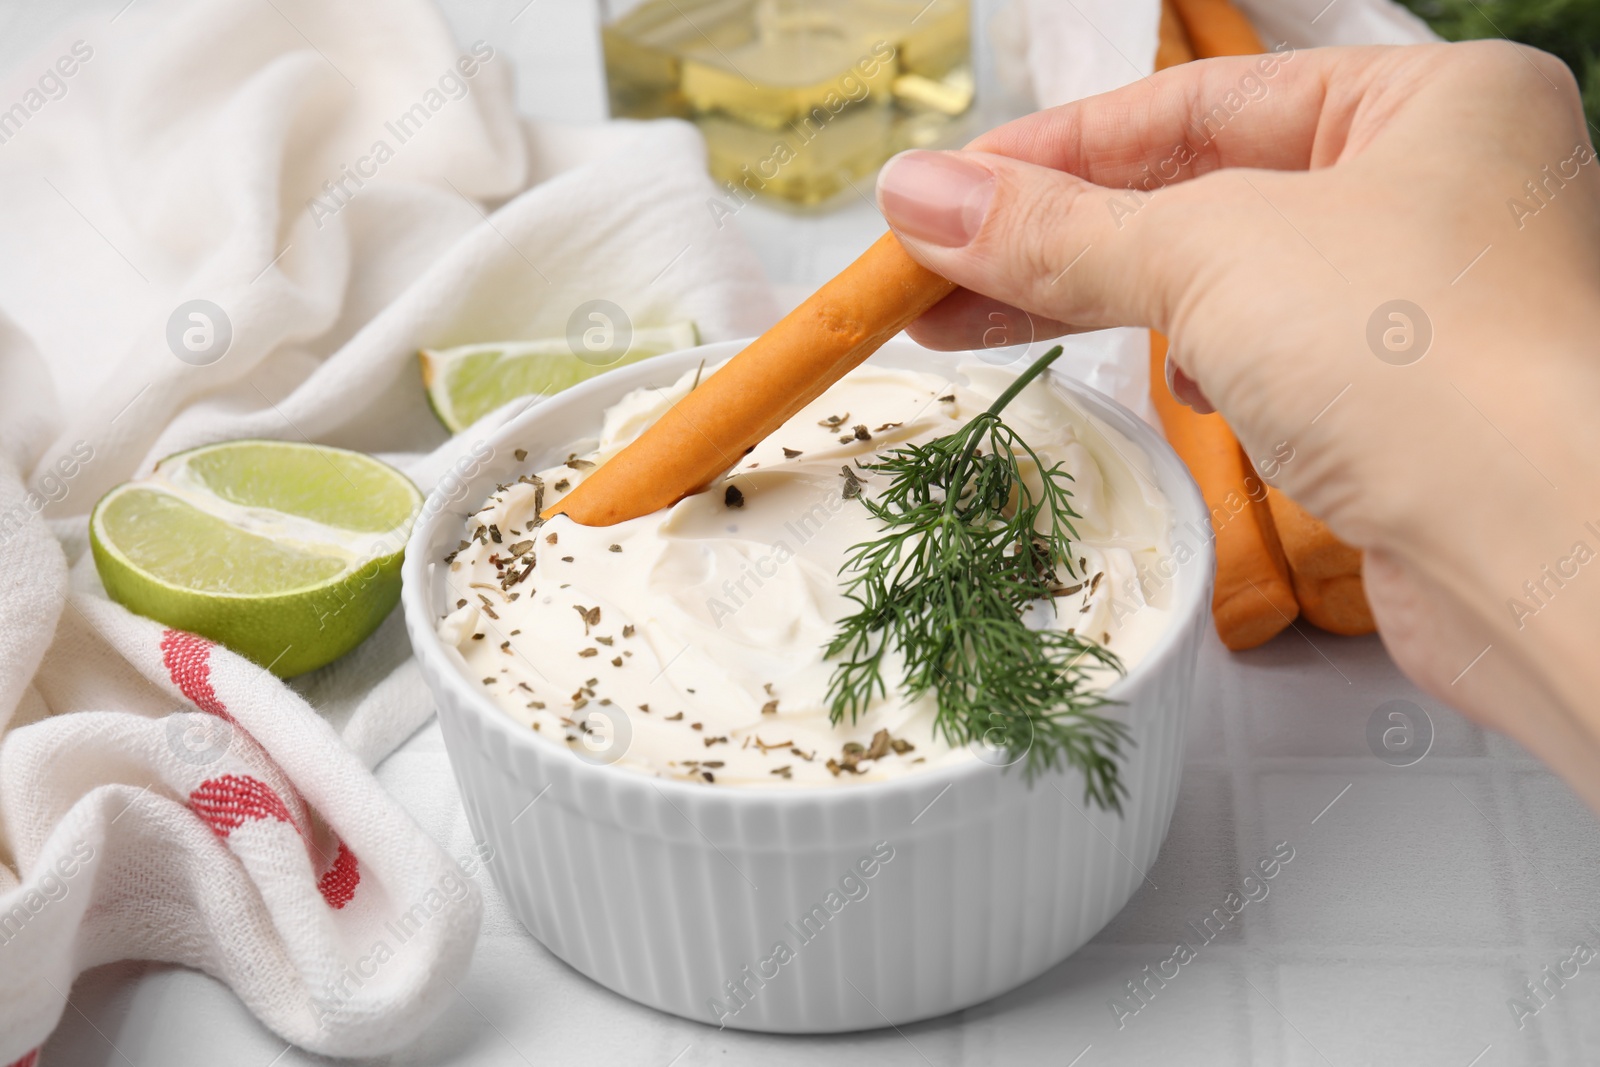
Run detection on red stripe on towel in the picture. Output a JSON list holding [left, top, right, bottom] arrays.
[[190, 774, 295, 838], [165, 631, 360, 909], [318, 840, 360, 909], [160, 630, 235, 723]]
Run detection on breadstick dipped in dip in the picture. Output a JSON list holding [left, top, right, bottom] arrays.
[[544, 232, 956, 527]]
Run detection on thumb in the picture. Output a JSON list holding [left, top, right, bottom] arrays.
[[876, 148, 1197, 334]]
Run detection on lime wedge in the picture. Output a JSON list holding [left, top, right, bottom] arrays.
[[420, 321, 698, 433], [90, 440, 422, 677]]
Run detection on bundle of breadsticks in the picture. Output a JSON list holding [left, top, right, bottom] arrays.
[[1153, 0, 1375, 648], [547, 0, 1374, 651]]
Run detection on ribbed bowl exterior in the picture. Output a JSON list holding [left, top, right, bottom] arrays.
[[403, 340, 1214, 1033]]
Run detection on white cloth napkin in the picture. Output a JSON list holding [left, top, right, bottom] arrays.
[[992, 0, 1434, 111], [0, 0, 776, 1061]]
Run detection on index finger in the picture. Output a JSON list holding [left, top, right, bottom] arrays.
[[966, 47, 1391, 187]]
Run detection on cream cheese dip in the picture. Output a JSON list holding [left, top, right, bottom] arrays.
[[436, 360, 1174, 787]]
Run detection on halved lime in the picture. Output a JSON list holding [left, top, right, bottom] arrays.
[[420, 321, 698, 433], [90, 440, 422, 677]]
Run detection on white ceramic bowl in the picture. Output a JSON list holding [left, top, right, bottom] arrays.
[[402, 338, 1213, 1033]]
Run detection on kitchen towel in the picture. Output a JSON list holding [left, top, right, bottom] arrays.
[[0, 0, 776, 1060]]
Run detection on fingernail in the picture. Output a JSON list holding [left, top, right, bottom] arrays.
[[1164, 353, 1183, 404], [878, 151, 995, 247], [1166, 351, 1215, 415]]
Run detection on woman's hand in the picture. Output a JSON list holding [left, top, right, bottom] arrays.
[[877, 42, 1600, 808]]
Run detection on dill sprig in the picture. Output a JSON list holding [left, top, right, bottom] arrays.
[[824, 345, 1130, 811]]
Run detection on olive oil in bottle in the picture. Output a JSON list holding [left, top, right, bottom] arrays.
[[601, 0, 974, 207]]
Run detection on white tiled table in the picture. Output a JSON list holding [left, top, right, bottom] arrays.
[[23, 2, 1600, 1064], [48, 628, 1600, 1066]]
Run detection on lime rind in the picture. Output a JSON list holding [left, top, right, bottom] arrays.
[[90, 440, 421, 677]]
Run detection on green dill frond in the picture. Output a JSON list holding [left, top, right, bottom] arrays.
[[824, 346, 1132, 812]]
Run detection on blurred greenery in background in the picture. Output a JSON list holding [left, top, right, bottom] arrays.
[[1397, 0, 1600, 133]]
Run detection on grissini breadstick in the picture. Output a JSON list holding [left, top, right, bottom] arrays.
[[1290, 569, 1377, 636], [1265, 489, 1363, 580], [1161, 0, 1376, 641], [1149, 332, 1299, 650], [1169, 0, 1268, 56], [1157, 0, 1197, 70], [544, 232, 956, 527], [1152, 2, 1299, 650]]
